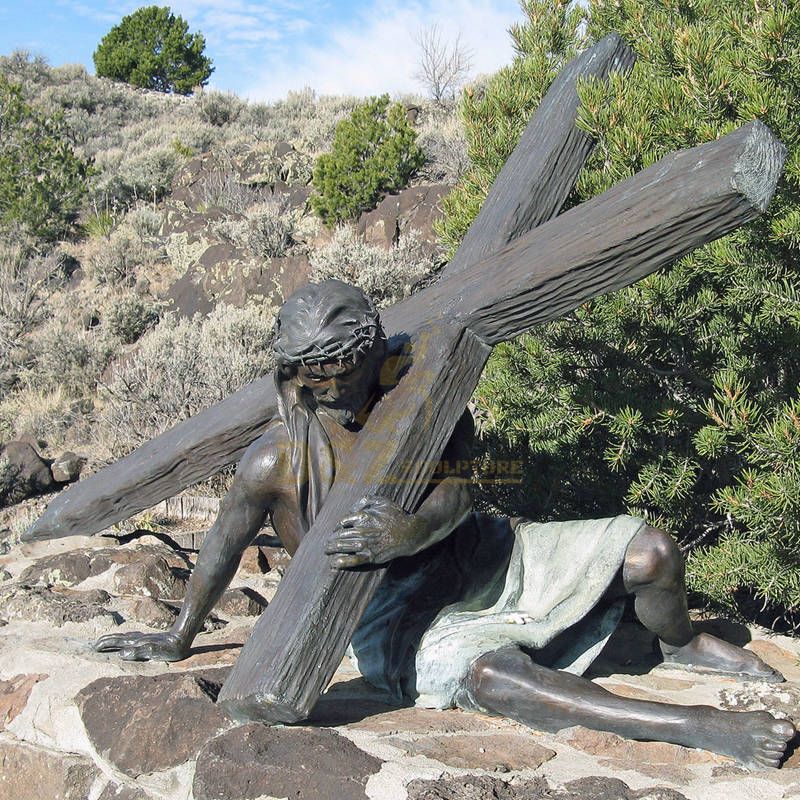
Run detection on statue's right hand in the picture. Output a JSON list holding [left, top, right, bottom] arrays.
[[93, 631, 188, 662]]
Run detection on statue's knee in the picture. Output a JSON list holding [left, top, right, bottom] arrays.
[[624, 525, 684, 590]]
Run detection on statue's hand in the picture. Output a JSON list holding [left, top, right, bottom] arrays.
[[93, 631, 188, 662], [325, 495, 426, 569]]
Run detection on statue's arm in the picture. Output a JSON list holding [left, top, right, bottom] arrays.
[[94, 425, 282, 661], [326, 411, 474, 568]]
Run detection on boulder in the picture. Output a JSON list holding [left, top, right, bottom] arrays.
[[405, 776, 691, 800], [192, 724, 382, 800], [76, 670, 231, 777], [0, 585, 119, 627], [0, 738, 98, 800], [0, 440, 54, 507], [216, 587, 267, 617], [98, 784, 153, 800], [50, 451, 85, 484], [357, 184, 449, 256], [386, 732, 555, 772], [122, 596, 179, 629], [113, 554, 188, 600], [0, 674, 47, 730], [18, 545, 184, 589]]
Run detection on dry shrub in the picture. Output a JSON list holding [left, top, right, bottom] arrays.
[[198, 90, 245, 126], [0, 385, 88, 446], [106, 294, 160, 344], [0, 238, 67, 368], [309, 226, 437, 308], [416, 108, 469, 184], [98, 304, 276, 456]]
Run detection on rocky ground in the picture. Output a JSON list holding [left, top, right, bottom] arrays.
[[1, 516, 799, 800]]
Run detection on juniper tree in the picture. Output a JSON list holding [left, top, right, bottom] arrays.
[[438, 0, 800, 625], [93, 6, 213, 95], [311, 95, 424, 227]]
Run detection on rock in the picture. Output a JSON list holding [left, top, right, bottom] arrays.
[[406, 775, 548, 800], [76, 670, 231, 777], [351, 705, 508, 735], [718, 681, 800, 724], [0, 585, 120, 626], [357, 184, 449, 257], [562, 725, 724, 764], [406, 776, 691, 800], [0, 440, 54, 506], [0, 673, 47, 730], [122, 596, 179, 629], [18, 545, 183, 588], [113, 554, 188, 600], [237, 546, 269, 574], [258, 544, 291, 574], [0, 738, 98, 800], [216, 587, 267, 617], [164, 246, 308, 319], [19, 551, 93, 586], [98, 785, 153, 800], [192, 724, 382, 800], [747, 640, 800, 682], [0, 569, 10, 582], [50, 451, 85, 483], [387, 732, 555, 771]]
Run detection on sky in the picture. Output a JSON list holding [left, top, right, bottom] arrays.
[[0, 0, 524, 101]]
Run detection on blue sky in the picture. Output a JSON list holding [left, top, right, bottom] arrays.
[[0, 1, 524, 101]]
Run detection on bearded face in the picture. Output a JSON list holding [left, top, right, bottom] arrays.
[[293, 341, 384, 426]]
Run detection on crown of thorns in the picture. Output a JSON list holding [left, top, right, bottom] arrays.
[[273, 316, 383, 367]]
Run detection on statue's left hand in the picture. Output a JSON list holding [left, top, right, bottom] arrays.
[[325, 495, 426, 569]]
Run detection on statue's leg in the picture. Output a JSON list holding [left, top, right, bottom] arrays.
[[621, 525, 782, 680], [465, 645, 794, 768]]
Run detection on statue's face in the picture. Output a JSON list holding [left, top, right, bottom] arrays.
[[295, 353, 379, 426]]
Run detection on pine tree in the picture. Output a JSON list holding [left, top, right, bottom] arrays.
[[311, 95, 425, 227], [93, 6, 213, 95], [439, 0, 800, 626]]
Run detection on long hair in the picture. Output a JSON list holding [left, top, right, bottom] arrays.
[[273, 280, 385, 529]]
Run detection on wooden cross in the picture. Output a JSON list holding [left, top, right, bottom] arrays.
[[216, 107, 786, 719]]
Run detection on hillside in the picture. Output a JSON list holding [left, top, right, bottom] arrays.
[[0, 51, 469, 523]]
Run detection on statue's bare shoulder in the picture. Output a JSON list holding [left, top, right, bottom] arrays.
[[230, 417, 290, 506]]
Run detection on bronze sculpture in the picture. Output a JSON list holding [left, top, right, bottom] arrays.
[[97, 280, 796, 769]]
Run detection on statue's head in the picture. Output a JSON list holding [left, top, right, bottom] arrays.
[[273, 280, 386, 425]]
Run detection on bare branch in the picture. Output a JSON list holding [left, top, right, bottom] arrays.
[[413, 24, 473, 106]]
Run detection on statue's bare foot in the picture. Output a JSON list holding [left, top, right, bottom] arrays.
[[93, 631, 188, 662], [699, 708, 795, 769], [661, 633, 783, 682]]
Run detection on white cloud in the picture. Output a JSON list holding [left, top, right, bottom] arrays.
[[241, 0, 522, 102]]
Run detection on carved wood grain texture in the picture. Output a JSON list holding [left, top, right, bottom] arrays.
[[217, 121, 785, 722], [446, 33, 635, 274], [24, 35, 635, 543]]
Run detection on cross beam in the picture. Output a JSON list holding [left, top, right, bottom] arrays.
[[217, 121, 786, 722], [23, 34, 635, 544]]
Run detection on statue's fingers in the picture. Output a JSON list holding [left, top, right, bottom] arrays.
[[330, 552, 371, 569], [338, 510, 371, 529], [94, 633, 135, 651], [325, 536, 367, 554], [120, 644, 152, 662]]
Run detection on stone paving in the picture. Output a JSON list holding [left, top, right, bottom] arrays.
[[1, 528, 799, 800]]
